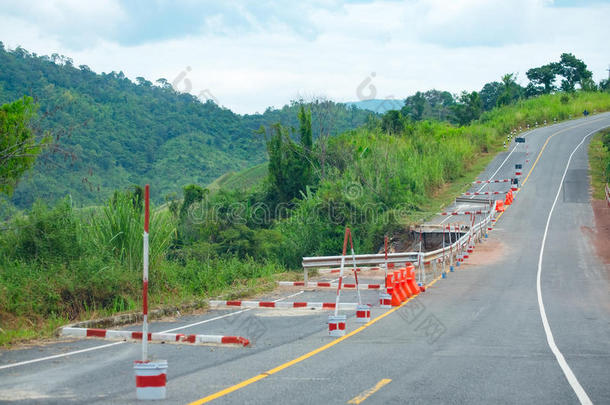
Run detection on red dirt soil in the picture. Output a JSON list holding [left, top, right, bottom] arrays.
[[461, 238, 506, 267]]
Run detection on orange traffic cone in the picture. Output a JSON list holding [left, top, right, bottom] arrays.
[[400, 268, 412, 298], [406, 266, 420, 297], [393, 270, 407, 302], [388, 273, 401, 306], [403, 265, 417, 296], [504, 191, 512, 206], [495, 200, 505, 212]]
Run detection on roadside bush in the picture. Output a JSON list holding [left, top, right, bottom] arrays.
[[0, 197, 83, 263]]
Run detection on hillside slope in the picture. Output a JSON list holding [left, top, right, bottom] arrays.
[[0, 44, 373, 207]]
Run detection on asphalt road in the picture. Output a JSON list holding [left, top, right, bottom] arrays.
[[1, 113, 609, 404]]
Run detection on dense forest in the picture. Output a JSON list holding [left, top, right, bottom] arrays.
[[0, 43, 373, 208]]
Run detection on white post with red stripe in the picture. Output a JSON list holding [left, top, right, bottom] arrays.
[[441, 226, 447, 278], [378, 235, 392, 308], [349, 230, 370, 323], [448, 225, 455, 272], [348, 231, 363, 306], [329, 228, 349, 336], [142, 184, 150, 362], [134, 184, 167, 401], [384, 236, 389, 286], [455, 224, 463, 266]]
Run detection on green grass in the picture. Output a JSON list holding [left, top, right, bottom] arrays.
[[0, 316, 69, 347], [589, 128, 610, 200], [207, 162, 268, 192]]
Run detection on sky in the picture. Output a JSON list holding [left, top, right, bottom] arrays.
[[0, 0, 608, 114]]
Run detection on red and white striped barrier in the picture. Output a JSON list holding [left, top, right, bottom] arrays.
[[439, 210, 487, 216], [61, 327, 250, 346], [277, 281, 382, 289], [472, 179, 511, 184], [209, 300, 360, 311], [462, 191, 507, 196]]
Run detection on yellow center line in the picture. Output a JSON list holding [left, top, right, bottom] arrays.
[[188, 292, 424, 404], [347, 378, 392, 404], [494, 117, 605, 224]]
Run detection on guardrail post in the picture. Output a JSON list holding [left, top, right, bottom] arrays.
[[304, 268, 308, 288], [419, 253, 426, 285]]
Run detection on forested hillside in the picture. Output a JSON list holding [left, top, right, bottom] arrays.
[[0, 43, 372, 207]]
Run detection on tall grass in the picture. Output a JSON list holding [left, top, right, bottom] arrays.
[[90, 192, 176, 271]]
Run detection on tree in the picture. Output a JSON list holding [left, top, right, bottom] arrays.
[[135, 76, 152, 87], [381, 110, 403, 134], [496, 73, 522, 107], [401, 91, 426, 121], [180, 184, 207, 218], [298, 105, 312, 150], [0, 96, 47, 195], [525, 82, 543, 98], [400, 90, 454, 122], [297, 105, 313, 188], [555, 53, 592, 92], [451, 91, 482, 126], [264, 123, 310, 203], [526, 64, 557, 94], [479, 81, 503, 111], [580, 77, 597, 92]]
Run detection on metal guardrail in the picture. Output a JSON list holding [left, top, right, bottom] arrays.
[[301, 209, 496, 285]]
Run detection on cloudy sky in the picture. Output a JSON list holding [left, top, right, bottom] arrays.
[[0, 0, 608, 114]]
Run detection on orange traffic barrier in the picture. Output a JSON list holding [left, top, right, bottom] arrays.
[[495, 200, 505, 212], [394, 270, 407, 302], [406, 265, 420, 297], [389, 273, 402, 306], [385, 274, 394, 294], [504, 190, 513, 206], [399, 268, 413, 298], [402, 265, 416, 296]]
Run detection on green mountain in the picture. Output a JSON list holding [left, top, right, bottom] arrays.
[[0, 44, 374, 207]]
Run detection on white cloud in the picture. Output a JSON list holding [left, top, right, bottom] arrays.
[[0, 0, 608, 113], [1, 0, 126, 49]]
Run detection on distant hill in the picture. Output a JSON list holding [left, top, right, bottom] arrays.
[[0, 44, 374, 207], [207, 162, 268, 192], [346, 98, 404, 113]]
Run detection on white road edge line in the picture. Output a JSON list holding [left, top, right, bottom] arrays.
[[0, 290, 304, 370], [536, 127, 607, 405], [440, 137, 520, 224]]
